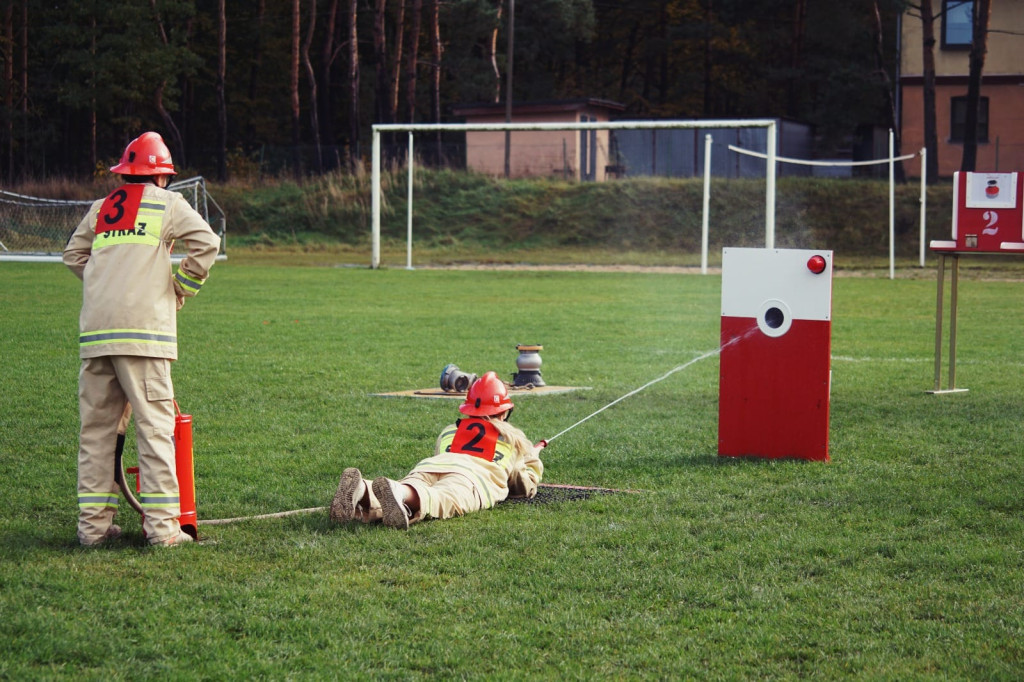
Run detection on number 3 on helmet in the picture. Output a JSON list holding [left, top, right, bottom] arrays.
[[460, 371, 514, 417]]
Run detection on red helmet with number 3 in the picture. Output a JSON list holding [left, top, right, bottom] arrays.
[[110, 132, 176, 176], [460, 371, 514, 417]]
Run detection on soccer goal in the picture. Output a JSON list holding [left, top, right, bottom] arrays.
[[0, 176, 227, 263], [369, 119, 780, 270], [729, 129, 927, 279]]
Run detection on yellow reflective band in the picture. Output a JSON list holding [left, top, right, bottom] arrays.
[[80, 329, 176, 347], [175, 267, 205, 294], [92, 200, 165, 250], [139, 492, 181, 509], [136, 203, 165, 238], [78, 492, 120, 508], [493, 440, 514, 468], [437, 430, 457, 452]]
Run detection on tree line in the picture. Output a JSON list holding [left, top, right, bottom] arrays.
[[0, 0, 916, 183]]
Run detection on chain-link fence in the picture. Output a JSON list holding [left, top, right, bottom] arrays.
[[0, 177, 226, 258]]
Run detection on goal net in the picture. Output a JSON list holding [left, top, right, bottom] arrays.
[[0, 176, 227, 262]]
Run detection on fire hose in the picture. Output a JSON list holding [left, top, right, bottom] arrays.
[[113, 401, 200, 539], [114, 346, 728, 528], [112, 402, 315, 529], [113, 404, 144, 516]]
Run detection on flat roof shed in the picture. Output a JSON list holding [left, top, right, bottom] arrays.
[[452, 99, 626, 181]]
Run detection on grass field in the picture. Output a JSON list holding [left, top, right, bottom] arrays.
[[2, 257, 1023, 679]]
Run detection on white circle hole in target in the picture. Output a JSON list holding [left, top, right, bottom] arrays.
[[756, 298, 793, 338]]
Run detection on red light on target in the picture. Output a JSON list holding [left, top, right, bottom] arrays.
[[807, 255, 827, 274]]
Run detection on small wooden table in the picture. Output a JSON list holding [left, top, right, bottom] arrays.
[[926, 240, 1024, 393]]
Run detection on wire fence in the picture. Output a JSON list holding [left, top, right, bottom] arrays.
[[0, 191, 89, 253], [0, 177, 226, 258]]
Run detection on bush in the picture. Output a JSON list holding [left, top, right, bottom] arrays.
[[209, 171, 950, 257]]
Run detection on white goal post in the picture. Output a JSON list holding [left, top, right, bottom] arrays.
[[370, 119, 779, 269], [729, 129, 927, 279]]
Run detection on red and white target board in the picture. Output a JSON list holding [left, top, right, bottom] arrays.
[[718, 248, 833, 461], [931, 172, 1024, 253]]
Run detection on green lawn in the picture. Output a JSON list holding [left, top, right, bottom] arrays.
[[1, 260, 1022, 679]]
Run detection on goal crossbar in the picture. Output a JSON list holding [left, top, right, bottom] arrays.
[[370, 119, 779, 269]]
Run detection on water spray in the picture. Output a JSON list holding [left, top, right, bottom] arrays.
[[538, 332, 752, 448]]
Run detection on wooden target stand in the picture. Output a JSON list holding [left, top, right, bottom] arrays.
[[928, 246, 1024, 394], [928, 250, 969, 394]]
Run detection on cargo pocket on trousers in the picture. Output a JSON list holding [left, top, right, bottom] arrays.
[[145, 375, 174, 403]]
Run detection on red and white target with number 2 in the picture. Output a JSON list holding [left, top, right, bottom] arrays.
[[718, 248, 833, 462]]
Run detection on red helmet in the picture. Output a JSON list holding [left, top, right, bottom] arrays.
[[110, 132, 176, 175], [459, 371, 514, 417]]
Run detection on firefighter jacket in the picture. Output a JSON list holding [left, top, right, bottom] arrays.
[[411, 417, 544, 509], [63, 182, 220, 360]]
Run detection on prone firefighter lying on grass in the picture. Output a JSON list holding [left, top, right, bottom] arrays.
[[330, 371, 545, 529]]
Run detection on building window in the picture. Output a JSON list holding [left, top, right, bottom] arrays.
[[950, 96, 989, 143], [942, 1, 973, 49]]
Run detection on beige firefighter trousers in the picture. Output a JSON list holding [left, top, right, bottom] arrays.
[[355, 471, 486, 524], [77, 355, 182, 545]]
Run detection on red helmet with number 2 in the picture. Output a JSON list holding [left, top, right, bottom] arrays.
[[460, 371, 514, 417], [110, 132, 176, 176]]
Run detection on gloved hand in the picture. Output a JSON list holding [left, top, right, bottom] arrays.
[[522, 479, 538, 499]]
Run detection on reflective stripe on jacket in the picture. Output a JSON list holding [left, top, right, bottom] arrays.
[[63, 183, 220, 360]]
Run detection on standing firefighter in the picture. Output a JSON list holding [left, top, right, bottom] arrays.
[[63, 132, 220, 547], [330, 371, 545, 529]]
